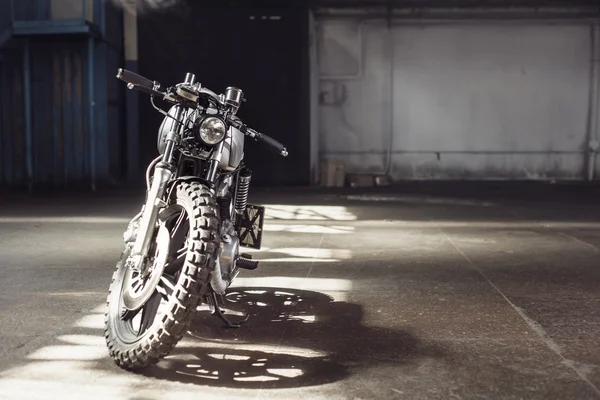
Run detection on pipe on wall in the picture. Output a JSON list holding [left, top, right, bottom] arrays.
[[309, 9, 320, 185], [322, 150, 587, 155], [88, 36, 96, 191], [384, 5, 394, 176], [23, 39, 33, 193], [123, 0, 139, 181], [316, 6, 600, 23], [588, 22, 600, 181]]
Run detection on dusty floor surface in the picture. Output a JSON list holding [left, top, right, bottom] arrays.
[[0, 183, 598, 399]]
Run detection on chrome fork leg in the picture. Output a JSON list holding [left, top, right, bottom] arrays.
[[130, 163, 173, 264], [129, 106, 184, 272]]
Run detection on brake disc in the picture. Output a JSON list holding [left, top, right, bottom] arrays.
[[122, 223, 171, 312]]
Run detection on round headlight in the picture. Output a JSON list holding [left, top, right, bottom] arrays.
[[198, 117, 227, 145]]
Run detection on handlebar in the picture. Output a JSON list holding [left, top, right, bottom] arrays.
[[128, 83, 167, 97], [233, 122, 288, 157], [253, 130, 289, 157], [117, 68, 155, 90], [116, 68, 288, 157]]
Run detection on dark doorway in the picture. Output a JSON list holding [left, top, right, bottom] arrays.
[[137, 3, 310, 186]]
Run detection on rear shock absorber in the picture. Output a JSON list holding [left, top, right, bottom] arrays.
[[235, 168, 252, 215]]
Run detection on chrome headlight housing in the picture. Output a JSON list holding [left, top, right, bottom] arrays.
[[198, 116, 227, 145]]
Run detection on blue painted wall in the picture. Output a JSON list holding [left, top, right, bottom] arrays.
[[0, 48, 25, 186], [0, 0, 125, 190]]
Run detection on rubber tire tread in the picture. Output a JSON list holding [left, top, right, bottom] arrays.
[[104, 181, 219, 370]]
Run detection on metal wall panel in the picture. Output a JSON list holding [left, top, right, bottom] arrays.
[[106, 44, 125, 180], [391, 23, 590, 180], [0, 38, 122, 188], [12, 0, 50, 20], [32, 39, 89, 187], [318, 19, 390, 174], [0, 50, 26, 185], [0, 0, 125, 189], [317, 17, 594, 180]]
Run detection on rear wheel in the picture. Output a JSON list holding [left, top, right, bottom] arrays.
[[104, 181, 219, 370]]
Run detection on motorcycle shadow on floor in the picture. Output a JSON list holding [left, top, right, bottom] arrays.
[[140, 287, 446, 389]]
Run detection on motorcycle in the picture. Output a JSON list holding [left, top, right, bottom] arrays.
[[104, 69, 288, 370]]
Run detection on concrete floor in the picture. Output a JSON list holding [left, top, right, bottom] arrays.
[[0, 183, 599, 399]]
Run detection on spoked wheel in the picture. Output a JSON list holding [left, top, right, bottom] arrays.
[[104, 182, 220, 370]]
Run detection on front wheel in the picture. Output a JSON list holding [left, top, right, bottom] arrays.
[[104, 181, 219, 370]]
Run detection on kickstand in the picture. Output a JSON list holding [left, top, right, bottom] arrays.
[[209, 291, 249, 328]]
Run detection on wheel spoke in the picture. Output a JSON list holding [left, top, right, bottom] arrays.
[[171, 211, 189, 248], [171, 211, 185, 238], [139, 291, 162, 335], [156, 274, 177, 301], [164, 247, 186, 273]]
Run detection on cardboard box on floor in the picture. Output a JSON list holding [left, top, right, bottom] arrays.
[[348, 173, 374, 187], [320, 159, 346, 187], [320, 159, 392, 188], [348, 173, 391, 187], [374, 174, 391, 186]]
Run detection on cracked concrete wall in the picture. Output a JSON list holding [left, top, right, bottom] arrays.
[[317, 18, 593, 180]]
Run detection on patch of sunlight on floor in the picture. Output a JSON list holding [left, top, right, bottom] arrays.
[[91, 304, 107, 313], [0, 216, 130, 224], [345, 194, 497, 207], [59, 334, 107, 346], [0, 305, 254, 400], [0, 274, 355, 398], [27, 344, 108, 361], [238, 246, 355, 263], [74, 313, 106, 329], [293, 314, 316, 323], [43, 291, 107, 297], [260, 258, 340, 263], [266, 368, 304, 378], [272, 248, 352, 259], [0, 361, 132, 400], [232, 277, 352, 302], [263, 224, 355, 234], [373, 220, 600, 229], [263, 205, 357, 221], [182, 341, 328, 359]]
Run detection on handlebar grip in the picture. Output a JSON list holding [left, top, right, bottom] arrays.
[[231, 120, 289, 157], [256, 131, 288, 157], [117, 68, 155, 90], [129, 84, 156, 96]]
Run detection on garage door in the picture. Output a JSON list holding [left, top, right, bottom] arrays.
[[318, 19, 592, 180]]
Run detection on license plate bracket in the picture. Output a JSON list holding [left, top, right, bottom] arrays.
[[237, 204, 265, 250]]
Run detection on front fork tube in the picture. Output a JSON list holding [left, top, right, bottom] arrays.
[[130, 106, 185, 271], [205, 141, 225, 183]]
